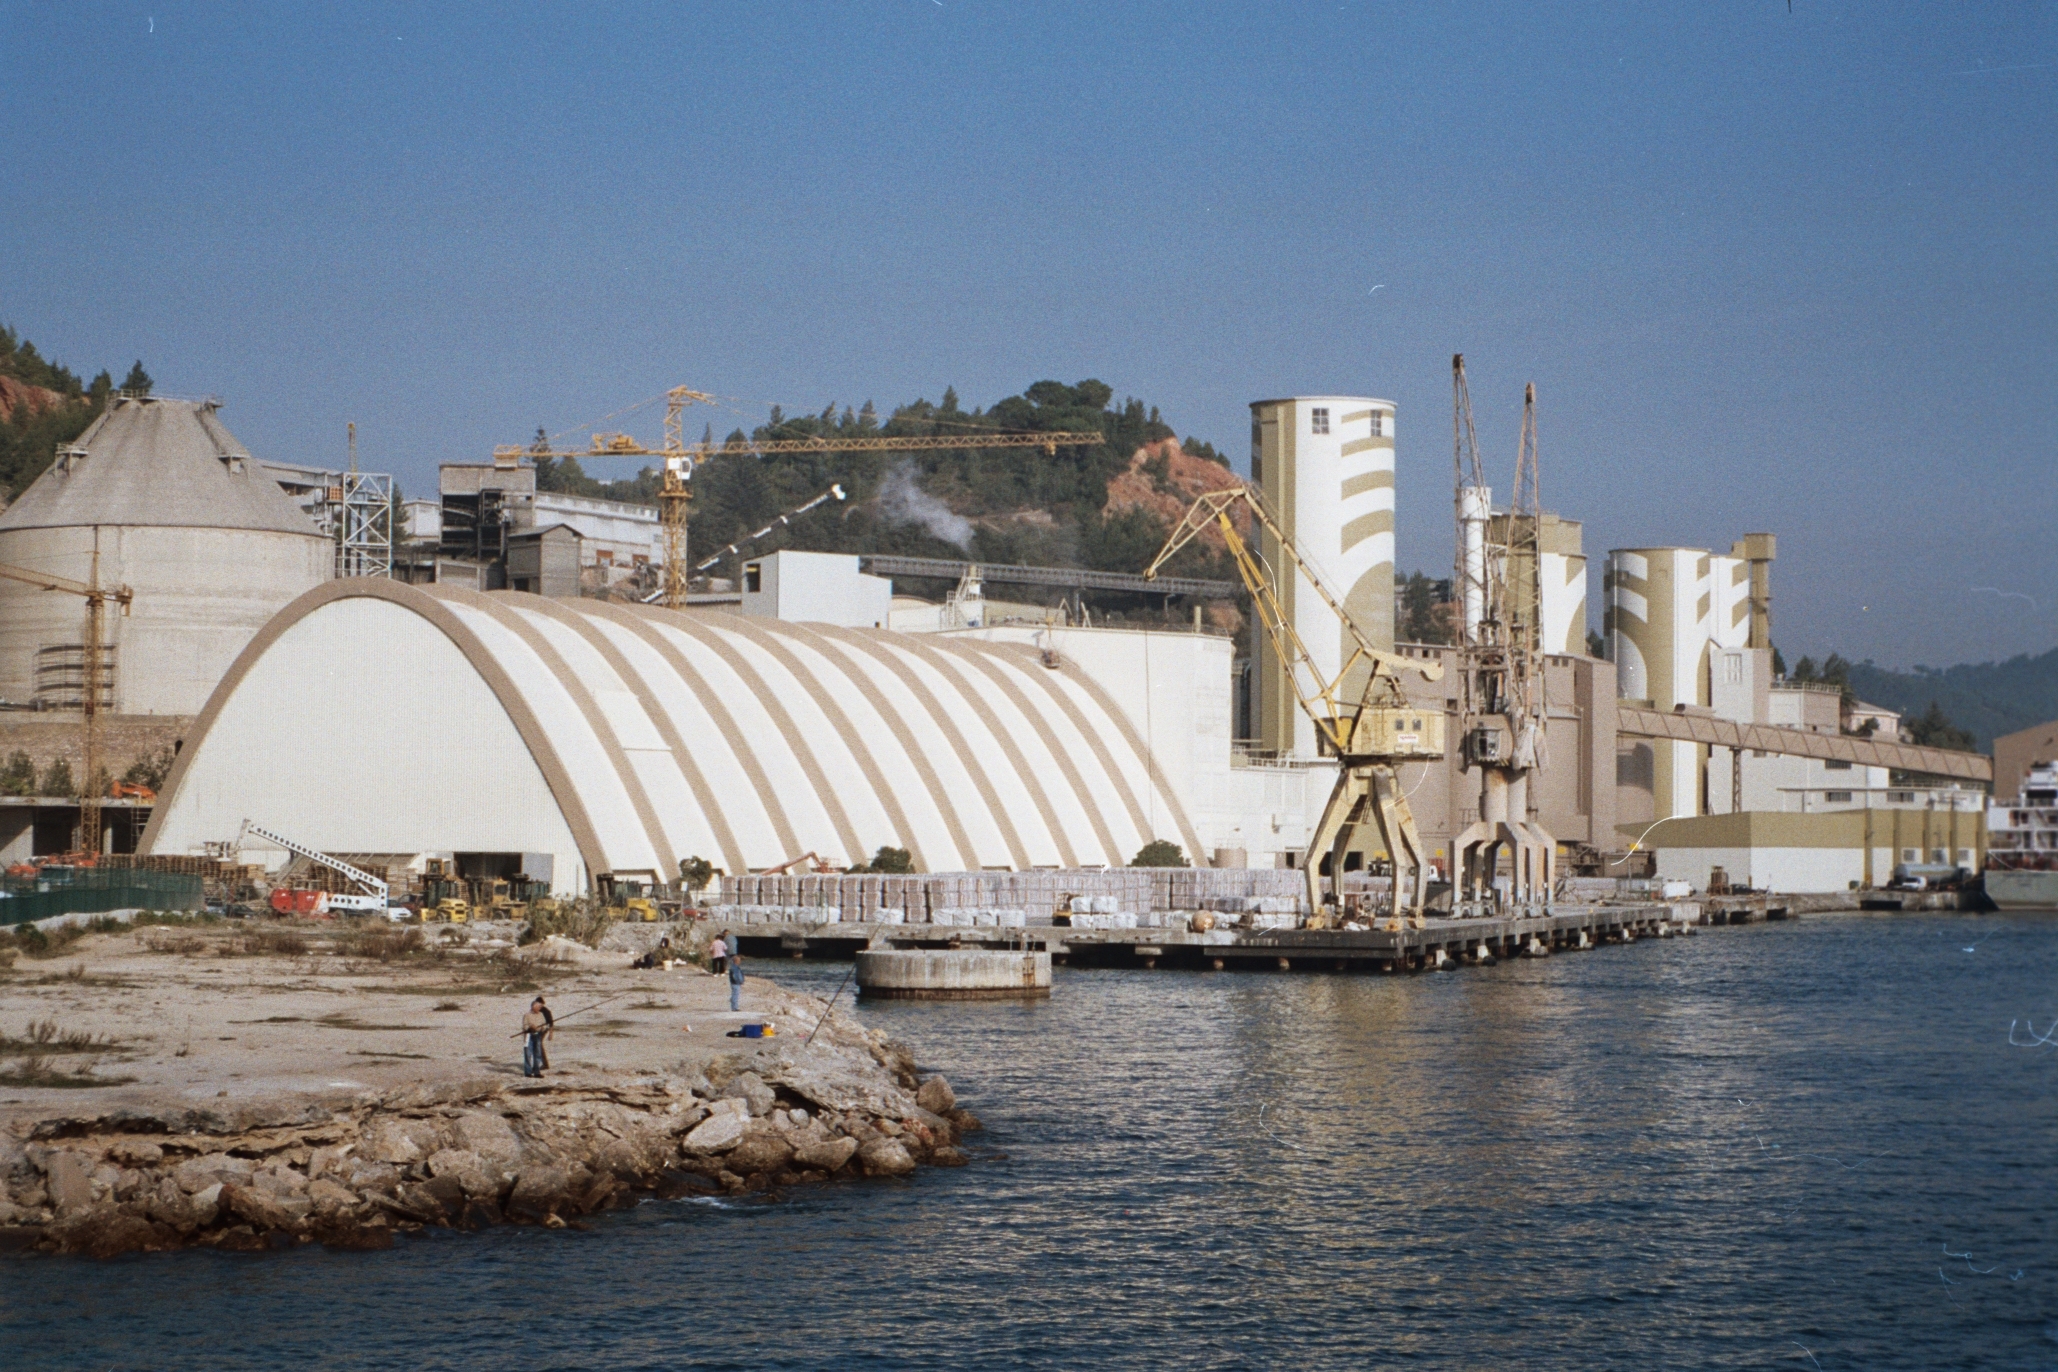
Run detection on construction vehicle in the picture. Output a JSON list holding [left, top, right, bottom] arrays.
[[598, 875, 660, 921], [500, 386, 1103, 608], [236, 820, 392, 915], [424, 897, 471, 924], [1145, 486, 1445, 927], [110, 781, 155, 802], [0, 542, 133, 859]]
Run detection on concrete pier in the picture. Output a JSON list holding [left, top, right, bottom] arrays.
[[725, 902, 1711, 976], [856, 949, 1052, 999]]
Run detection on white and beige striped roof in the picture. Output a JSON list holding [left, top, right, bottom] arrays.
[[142, 580, 1204, 883]]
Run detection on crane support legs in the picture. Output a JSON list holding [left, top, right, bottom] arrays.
[[1306, 762, 1431, 930], [1451, 767, 1554, 909]]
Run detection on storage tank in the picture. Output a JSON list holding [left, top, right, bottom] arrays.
[[0, 396, 331, 716], [1248, 395, 1396, 758], [1604, 546, 1748, 819]]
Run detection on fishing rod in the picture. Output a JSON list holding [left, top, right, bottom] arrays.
[[507, 988, 636, 1038], [804, 966, 858, 1047]]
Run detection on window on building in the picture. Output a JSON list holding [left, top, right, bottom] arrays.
[[1310, 407, 1329, 435], [1368, 411, 1385, 437], [1901, 848, 1919, 863], [1724, 654, 1743, 684], [1825, 759, 1852, 771], [1956, 849, 1974, 866], [743, 562, 762, 593], [1888, 791, 1915, 804], [1825, 791, 1852, 804]]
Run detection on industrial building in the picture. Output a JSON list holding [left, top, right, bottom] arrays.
[[125, 384, 1995, 901], [141, 578, 1207, 891], [0, 397, 331, 717]]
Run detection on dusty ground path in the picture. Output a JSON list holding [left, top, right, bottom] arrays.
[[0, 920, 829, 1127]]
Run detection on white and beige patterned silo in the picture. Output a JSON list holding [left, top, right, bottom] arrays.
[[1605, 546, 1753, 819], [1249, 395, 1395, 758]]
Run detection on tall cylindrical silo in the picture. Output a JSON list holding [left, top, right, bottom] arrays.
[[0, 397, 332, 717], [1249, 395, 1396, 758]]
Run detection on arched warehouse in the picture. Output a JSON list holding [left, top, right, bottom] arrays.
[[139, 580, 1206, 892]]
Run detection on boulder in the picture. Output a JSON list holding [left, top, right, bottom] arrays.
[[251, 1166, 310, 1199], [224, 1183, 303, 1233], [47, 1206, 163, 1258], [929, 1146, 969, 1167], [451, 1111, 525, 1164], [724, 1126, 794, 1177], [44, 1150, 95, 1215], [682, 1112, 748, 1154], [426, 1148, 506, 1200], [857, 1139, 916, 1177], [794, 1137, 858, 1173], [763, 1054, 919, 1118], [308, 1143, 356, 1180], [509, 1165, 574, 1215], [915, 1076, 956, 1116], [108, 1139, 164, 1167], [307, 1177, 361, 1218], [361, 1116, 450, 1166], [343, 1159, 401, 1196], [720, 1072, 776, 1117]]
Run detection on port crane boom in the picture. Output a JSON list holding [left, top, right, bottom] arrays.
[[1145, 486, 1445, 925], [503, 385, 1102, 610]]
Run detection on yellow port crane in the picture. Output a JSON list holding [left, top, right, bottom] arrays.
[[0, 543, 134, 859], [1144, 486, 1445, 927], [498, 386, 1103, 609]]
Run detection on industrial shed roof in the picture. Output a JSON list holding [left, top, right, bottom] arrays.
[[0, 397, 323, 537], [141, 581, 1205, 884]]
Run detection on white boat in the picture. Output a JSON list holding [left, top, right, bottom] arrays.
[[1985, 761, 2058, 910]]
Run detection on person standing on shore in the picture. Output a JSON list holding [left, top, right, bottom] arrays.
[[521, 996, 554, 1078], [728, 944, 744, 1013], [710, 932, 728, 977]]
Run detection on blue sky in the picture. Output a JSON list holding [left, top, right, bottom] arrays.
[[2, 1, 2052, 669]]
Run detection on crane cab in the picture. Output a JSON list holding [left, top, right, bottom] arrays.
[[1332, 707, 1447, 762]]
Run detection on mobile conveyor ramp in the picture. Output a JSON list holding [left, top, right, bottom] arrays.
[[237, 820, 391, 912]]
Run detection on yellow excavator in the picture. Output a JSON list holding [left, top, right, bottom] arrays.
[[1145, 486, 1445, 928]]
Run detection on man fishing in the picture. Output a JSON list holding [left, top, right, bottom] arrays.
[[520, 995, 554, 1078]]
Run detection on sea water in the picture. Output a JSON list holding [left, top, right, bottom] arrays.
[[5, 910, 2055, 1370]]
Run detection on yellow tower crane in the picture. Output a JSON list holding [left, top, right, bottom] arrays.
[[0, 541, 134, 859], [1143, 486, 1445, 927], [497, 386, 1103, 608]]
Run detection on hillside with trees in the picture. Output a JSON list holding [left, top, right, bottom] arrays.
[[0, 325, 151, 501], [1844, 649, 2058, 752], [536, 379, 1242, 597]]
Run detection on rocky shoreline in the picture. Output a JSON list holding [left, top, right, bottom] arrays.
[[0, 917, 980, 1259], [1, 1028, 976, 1259]]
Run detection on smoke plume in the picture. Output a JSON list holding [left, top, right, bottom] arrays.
[[875, 461, 973, 550]]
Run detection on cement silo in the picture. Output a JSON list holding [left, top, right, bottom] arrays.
[[1249, 395, 1396, 757], [1604, 545, 1749, 819], [0, 397, 331, 716]]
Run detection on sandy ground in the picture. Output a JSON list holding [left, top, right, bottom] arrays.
[[0, 920, 822, 1133]]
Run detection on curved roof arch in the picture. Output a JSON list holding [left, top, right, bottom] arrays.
[[142, 581, 1205, 882]]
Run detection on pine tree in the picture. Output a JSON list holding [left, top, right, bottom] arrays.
[[40, 758, 73, 798], [120, 361, 152, 396]]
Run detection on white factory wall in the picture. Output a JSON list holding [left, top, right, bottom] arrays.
[[0, 523, 330, 715], [742, 551, 892, 628], [145, 582, 1203, 885], [146, 594, 588, 893], [532, 491, 662, 567], [1651, 844, 1885, 894]]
